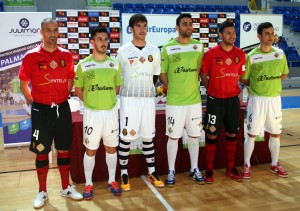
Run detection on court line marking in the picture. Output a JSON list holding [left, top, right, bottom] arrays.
[[141, 175, 174, 211]]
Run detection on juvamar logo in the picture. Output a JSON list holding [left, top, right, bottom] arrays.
[[9, 18, 40, 34]]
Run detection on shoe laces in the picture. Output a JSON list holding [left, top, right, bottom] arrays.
[[110, 182, 119, 190], [194, 168, 202, 178], [84, 185, 93, 193], [167, 170, 175, 180]]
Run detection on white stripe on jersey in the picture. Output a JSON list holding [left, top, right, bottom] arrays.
[[81, 60, 119, 72], [165, 44, 203, 55], [249, 49, 284, 64]]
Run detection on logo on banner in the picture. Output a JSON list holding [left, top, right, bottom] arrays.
[[243, 22, 252, 32], [19, 18, 29, 28], [9, 18, 40, 34]]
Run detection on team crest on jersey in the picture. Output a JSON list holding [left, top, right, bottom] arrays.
[[234, 56, 240, 64], [148, 55, 153, 62], [216, 59, 223, 65], [36, 144, 45, 152], [225, 58, 232, 66], [109, 62, 114, 67], [86, 71, 95, 79], [139, 56, 145, 64], [122, 128, 127, 136], [60, 59, 66, 67], [130, 129, 136, 137], [50, 60, 58, 69], [274, 53, 279, 58], [193, 45, 198, 50]]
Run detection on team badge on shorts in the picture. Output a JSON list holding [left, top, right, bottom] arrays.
[[148, 55, 153, 62], [50, 60, 58, 69], [168, 127, 173, 134], [209, 125, 216, 133], [139, 56, 145, 64], [130, 129, 136, 137], [122, 128, 127, 136], [60, 59, 66, 67], [36, 144, 45, 152], [85, 138, 90, 145]]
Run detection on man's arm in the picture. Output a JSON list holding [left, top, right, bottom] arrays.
[[75, 87, 84, 101], [20, 80, 33, 104], [240, 78, 249, 86], [200, 72, 209, 89], [116, 86, 120, 94], [159, 73, 168, 87], [68, 79, 74, 93], [281, 74, 288, 80]]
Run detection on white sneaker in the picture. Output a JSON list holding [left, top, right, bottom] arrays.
[[33, 191, 48, 209], [60, 185, 83, 201]]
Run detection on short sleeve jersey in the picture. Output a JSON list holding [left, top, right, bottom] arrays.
[[161, 38, 204, 105], [74, 55, 123, 110], [19, 45, 75, 105], [201, 45, 246, 98], [242, 47, 289, 97], [116, 42, 161, 97]]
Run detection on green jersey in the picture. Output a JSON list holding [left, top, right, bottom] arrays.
[[74, 55, 123, 110], [9, 78, 22, 94], [161, 38, 204, 105], [243, 47, 289, 97]]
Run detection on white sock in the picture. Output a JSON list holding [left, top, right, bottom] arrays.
[[244, 135, 255, 167], [22, 103, 31, 115], [188, 137, 199, 170], [83, 153, 95, 186], [106, 152, 117, 184], [269, 136, 280, 166], [167, 138, 178, 171]]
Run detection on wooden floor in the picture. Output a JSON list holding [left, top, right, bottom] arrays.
[[0, 90, 300, 211]]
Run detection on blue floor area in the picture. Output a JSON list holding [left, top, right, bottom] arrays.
[[282, 96, 300, 109]]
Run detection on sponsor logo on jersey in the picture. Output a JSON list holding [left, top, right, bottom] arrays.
[[88, 84, 113, 91], [148, 55, 153, 62], [50, 60, 58, 69], [139, 56, 145, 64], [216, 59, 223, 65], [60, 60, 66, 67], [38, 63, 47, 70]]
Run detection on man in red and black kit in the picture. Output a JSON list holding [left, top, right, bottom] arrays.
[[200, 21, 246, 184], [19, 18, 83, 209]]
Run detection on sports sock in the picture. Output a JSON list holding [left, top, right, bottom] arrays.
[[36, 154, 49, 192], [142, 138, 155, 174], [269, 136, 280, 166], [187, 137, 199, 170], [83, 152, 95, 186], [226, 136, 237, 170], [244, 135, 256, 167], [167, 138, 178, 171], [106, 152, 117, 184], [57, 151, 70, 190], [118, 139, 131, 176], [205, 137, 216, 170]]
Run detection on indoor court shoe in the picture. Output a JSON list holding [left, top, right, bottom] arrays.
[[270, 162, 288, 178], [82, 185, 93, 200], [241, 164, 251, 179], [108, 181, 122, 196], [121, 174, 131, 191], [165, 170, 175, 187], [205, 170, 214, 184], [60, 185, 83, 200], [147, 171, 165, 187], [33, 191, 48, 209], [226, 167, 243, 182], [189, 168, 205, 184]]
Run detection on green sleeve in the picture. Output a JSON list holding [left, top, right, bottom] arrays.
[[242, 54, 251, 80], [161, 46, 169, 74], [282, 53, 289, 75], [74, 64, 83, 88]]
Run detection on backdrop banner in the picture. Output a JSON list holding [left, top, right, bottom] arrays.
[[0, 12, 52, 147]]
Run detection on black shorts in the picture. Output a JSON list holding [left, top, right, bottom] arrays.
[[29, 101, 72, 154], [204, 95, 240, 136]]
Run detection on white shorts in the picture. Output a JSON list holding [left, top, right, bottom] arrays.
[[166, 103, 202, 139], [83, 105, 119, 150], [120, 97, 155, 140], [246, 95, 282, 135], [13, 93, 26, 103]]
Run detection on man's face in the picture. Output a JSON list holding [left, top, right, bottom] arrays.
[[41, 21, 59, 46], [258, 27, 275, 46], [177, 17, 193, 38], [91, 32, 108, 54], [219, 26, 236, 45], [131, 21, 147, 41]]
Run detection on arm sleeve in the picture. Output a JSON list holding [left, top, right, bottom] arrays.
[[74, 64, 83, 88], [67, 52, 75, 79], [115, 62, 123, 86], [281, 53, 289, 75], [161, 46, 169, 74], [197, 44, 205, 69], [201, 51, 210, 75], [19, 53, 31, 81], [238, 52, 246, 76], [242, 54, 251, 80], [153, 48, 161, 76]]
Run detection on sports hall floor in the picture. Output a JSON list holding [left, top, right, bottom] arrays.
[[0, 89, 299, 211]]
